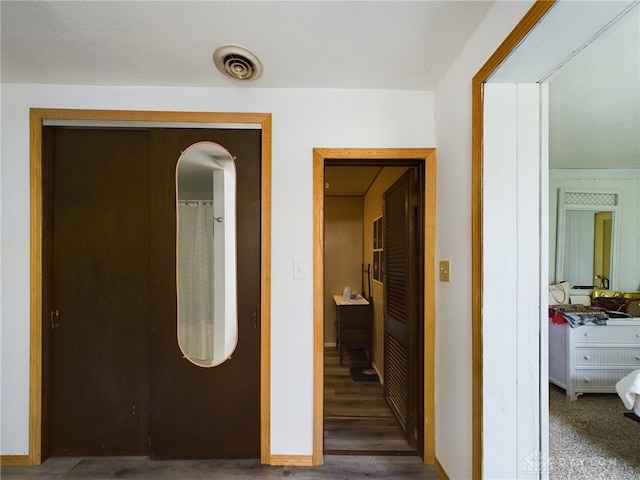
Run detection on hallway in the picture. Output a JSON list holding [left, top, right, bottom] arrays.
[[324, 347, 416, 454]]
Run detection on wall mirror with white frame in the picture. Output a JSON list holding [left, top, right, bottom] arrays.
[[555, 188, 620, 290]]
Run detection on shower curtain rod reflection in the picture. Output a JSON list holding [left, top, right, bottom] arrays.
[[178, 200, 215, 206]]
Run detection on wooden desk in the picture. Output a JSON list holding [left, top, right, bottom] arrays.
[[333, 294, 373, 365]]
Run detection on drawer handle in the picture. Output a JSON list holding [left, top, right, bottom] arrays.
[[583, 355, 592, 360], [584, 377, 590, 383], [584, 332, 592, 337], [636, 355, 640, 361]]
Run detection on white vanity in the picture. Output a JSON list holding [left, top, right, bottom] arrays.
[[549, 319, 640, 400]]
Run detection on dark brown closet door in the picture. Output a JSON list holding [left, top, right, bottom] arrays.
[[48, 128, 151, 455], [383, 169, 419, 447], [148, 128, 261, 459]]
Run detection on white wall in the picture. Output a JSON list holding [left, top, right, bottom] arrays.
[[1, 1, 546, 471], [483, 83, 543, 479], [0, 84, 434, 455], [434, 1, 536, 478]]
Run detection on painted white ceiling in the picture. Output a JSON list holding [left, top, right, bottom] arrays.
[[490, 0, 639, 170], [0, 0, 494, 90], [548, 6, 639, 169], [3, 1, 637, 174]]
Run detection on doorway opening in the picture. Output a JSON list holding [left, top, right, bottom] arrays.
[[312, 148, 436, 465], [28, 109, 272, 465], [473, 0, 638, 476]]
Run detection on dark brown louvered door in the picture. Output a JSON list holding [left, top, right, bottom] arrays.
[[383, 169, 418, 446]]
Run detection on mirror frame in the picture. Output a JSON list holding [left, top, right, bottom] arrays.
[[175, 141, 238, 367], [555, 187, 621, 289]]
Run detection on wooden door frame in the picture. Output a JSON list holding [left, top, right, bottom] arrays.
[[471, 1, 557, 477], [312, 148, 436, 465], [26, 108, 272, 466]]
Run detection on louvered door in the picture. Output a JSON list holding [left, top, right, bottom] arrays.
[[383, 169, 418, 446]]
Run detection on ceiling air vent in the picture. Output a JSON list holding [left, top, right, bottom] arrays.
[[213, 45, 263, 81]]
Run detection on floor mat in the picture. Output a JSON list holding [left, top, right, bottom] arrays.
[[350, 366, 379, 382]]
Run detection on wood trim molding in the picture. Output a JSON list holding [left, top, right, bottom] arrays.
[[470, 2, 557, 478], [312, 147, 436, 465], [259, 114, 273, 465], [268, 455, 315, 467], [28, 110, 44, 466], [0, 455, 32, 467], [422, 150, 437, 465], [312, 149, 326, 466], [434, 456, 451, 480], [27, 108, 272, 465]]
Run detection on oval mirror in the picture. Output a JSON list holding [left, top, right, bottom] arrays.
[[176, 141, 237, 367]]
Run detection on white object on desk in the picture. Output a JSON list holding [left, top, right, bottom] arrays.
[[343, 286, 351, 301]]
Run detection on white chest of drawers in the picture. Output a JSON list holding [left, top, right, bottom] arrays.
[[549, 319, 640, 400]]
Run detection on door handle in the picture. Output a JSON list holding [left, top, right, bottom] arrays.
[[50, 309, 59, 329]]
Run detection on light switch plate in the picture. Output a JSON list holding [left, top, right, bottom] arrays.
[[293, 259, 305, 279], [439, 260, 451, 282]]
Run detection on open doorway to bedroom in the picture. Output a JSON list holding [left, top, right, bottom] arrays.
[[474, 1, 640, 477], [312, 148, 436, 466]]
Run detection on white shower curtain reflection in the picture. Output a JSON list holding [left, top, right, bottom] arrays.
[[178, 203, 215, 363]]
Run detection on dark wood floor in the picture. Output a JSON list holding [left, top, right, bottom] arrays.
[[324, 347, 415, 455], [1, 455, 441, 479]]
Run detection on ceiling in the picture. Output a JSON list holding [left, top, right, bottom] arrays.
[[324, 166, 382, 196], [0, 0, 494, 90], [490, 0, 639, 170], [547, 7, 639, 169], [2, 0, 637, 179]]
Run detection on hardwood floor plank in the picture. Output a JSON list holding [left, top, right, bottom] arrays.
[[1, 456, 440, 480], [325, 418, 413, 451], [324, 348, 414, 455], [283, 456, 440, 479]]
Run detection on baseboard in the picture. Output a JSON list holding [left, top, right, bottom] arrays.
[[267, 454, 315, 466], [0, 455, 33, 467], [434, 456, 451, 480]]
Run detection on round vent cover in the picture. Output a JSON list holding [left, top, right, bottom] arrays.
[[213, 45, 263, 81]]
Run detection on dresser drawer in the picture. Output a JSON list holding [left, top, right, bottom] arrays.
[[573, 325, 640, 344], [572, 370, 633, 388], [337, 304, 372, 326], [574, 347, 640, 366]]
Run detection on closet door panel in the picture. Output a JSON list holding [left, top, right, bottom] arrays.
[[148, 128, 261, 459], [48, 128, 151, 455]]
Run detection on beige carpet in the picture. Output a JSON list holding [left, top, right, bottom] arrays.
[[549, 385, 640, 479]]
